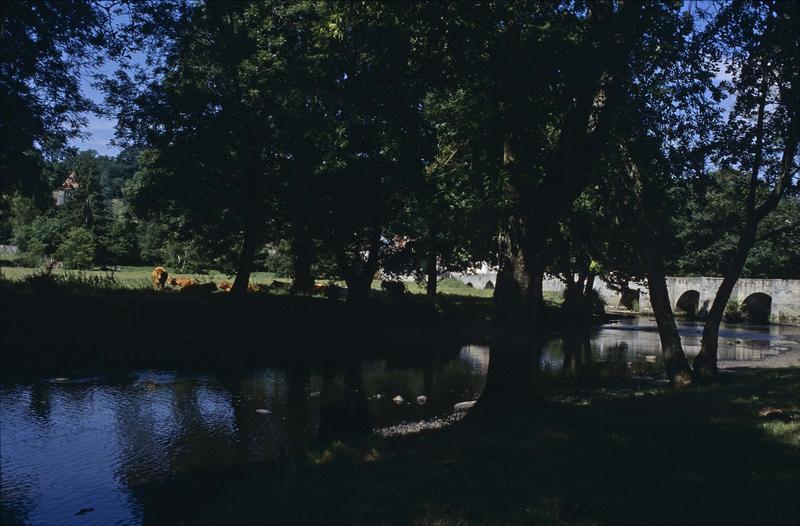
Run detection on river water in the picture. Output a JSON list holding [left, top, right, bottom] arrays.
[[1, 318, 798, 525]]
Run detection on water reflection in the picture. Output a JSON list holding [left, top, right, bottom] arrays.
[[1, 317, 797, 525]]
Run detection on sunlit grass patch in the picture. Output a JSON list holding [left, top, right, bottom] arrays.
[[760, 420, 800, 448]]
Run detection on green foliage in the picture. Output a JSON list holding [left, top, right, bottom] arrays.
[[56, 227, 96, 269], [14, 215, 64, 266], [262, 240, 293, 276], [106, 211, 141, 265], [723, 300, 744, 323], [670, 171, 800, 279]]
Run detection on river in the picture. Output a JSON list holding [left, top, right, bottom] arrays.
[[1, 317, 798, 525]]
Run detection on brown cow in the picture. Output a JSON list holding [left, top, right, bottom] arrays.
[[179, 282, 217, 294], [218, 281, 233, 292], [168, 277, 196, 289], [151, 266, 168, 291], [270, 280, 292, 292]]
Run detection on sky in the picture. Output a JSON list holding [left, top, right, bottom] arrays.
[[68, 60, 123, 157]]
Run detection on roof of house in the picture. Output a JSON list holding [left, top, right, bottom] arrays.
[[59, 170, 79, 190]]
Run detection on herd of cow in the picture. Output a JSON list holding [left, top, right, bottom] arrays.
[[149, 266, 334, 296]]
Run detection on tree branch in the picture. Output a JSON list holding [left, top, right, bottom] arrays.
[[755, 219, 800, 242]]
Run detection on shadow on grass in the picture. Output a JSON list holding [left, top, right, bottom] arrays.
[[130, 370, 800, 526], [0, 279, 581, 379]]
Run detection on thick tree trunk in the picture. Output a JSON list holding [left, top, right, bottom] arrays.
[[231, 221, 259, 296], [344, 271, 376, 307], [425, 249, 437, 297], [693, 229, 755, 381], [317, 363, 369, 442], [584, 273, 596, 296], [290, 225, 315, 294], [527, 259, 544, 318], [478, 327, 540, 409], [493, 216, 533, 322], [333, 228, 381, 308], [645, 246, 693, 387]]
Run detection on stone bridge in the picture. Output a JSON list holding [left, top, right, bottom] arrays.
[[450, 272, 800, 324]]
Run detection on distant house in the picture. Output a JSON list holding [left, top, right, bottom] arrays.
[[52, 170, 79, 206]]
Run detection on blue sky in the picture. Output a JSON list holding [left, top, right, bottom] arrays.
[[68, 59, 122, 157]]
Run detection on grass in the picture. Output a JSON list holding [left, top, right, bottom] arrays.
[[0, 267, 572, 378], [0, 265, 283, 289], [129, 368, 800, 525], [0, 266, 548, 301]]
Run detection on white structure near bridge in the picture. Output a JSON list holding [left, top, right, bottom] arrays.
[[450, 271, 800, 324]]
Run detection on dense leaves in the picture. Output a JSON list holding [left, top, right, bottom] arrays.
[[2, 1, 798, 379]]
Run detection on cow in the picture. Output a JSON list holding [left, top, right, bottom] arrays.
[[168, 277, 196, 289], [218, 281, 233, 292], [270, 280, 292, 292], [381, 280, 407, 297], [325, 284, 345, 301], [179, 282, 217, 294], [248, 283, 265, 293], [151, 266, 168, 291]]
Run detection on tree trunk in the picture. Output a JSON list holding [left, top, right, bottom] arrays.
[[492, 20, 536, 324], [425, 248, 437, 297], [290, 225, 315, 294], [693, 228, 756, 381], [478, 327, 540, 409], [645, 246, 693, 387], [231, 221, 259, 296], [344, 271, 376, 308], [527, 259, 544, 318], [333, 228, 381, 308], [584, 273, 596, 296], [493, 216, 533, 322]]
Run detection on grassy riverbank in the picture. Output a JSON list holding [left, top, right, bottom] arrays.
[[0, 265, 509, 298], [0, 272, 570, 377], [132, 368, 800, 525]]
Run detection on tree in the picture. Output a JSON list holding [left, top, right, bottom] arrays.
[[693, 0, 800, 380], [56, 227, 96, 269], [59, 151, 111, 264], [0, 1, 106, 197], [670, 171, 800, 279], [311, 1, 432, 305]]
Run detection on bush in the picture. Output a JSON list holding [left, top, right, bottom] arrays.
[[56, 227, 96, 269], [14, 215, 64, 265], [562, 287, 606, 323], [723, 300, 744, 323]]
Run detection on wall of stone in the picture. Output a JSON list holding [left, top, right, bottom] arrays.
[[449, 272, 800, 324]]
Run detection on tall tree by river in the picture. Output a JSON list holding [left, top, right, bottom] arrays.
[[693, 0, 800, 381]]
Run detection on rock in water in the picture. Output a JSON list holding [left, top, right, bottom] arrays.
[[255, 409, 271, 414], [453, 400, 476, 411], [416, 395, 428, 405], [393, 395, 404, 405]]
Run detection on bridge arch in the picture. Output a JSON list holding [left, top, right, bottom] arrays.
[[675, 290, 701, 318], [484, 281, 494, 290], [741, 292, 772, 324]]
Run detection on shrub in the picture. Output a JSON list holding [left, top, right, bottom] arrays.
[[56, 227, 96, 269], [14, 215, 64, 265], [723, 300, 744, 323]]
